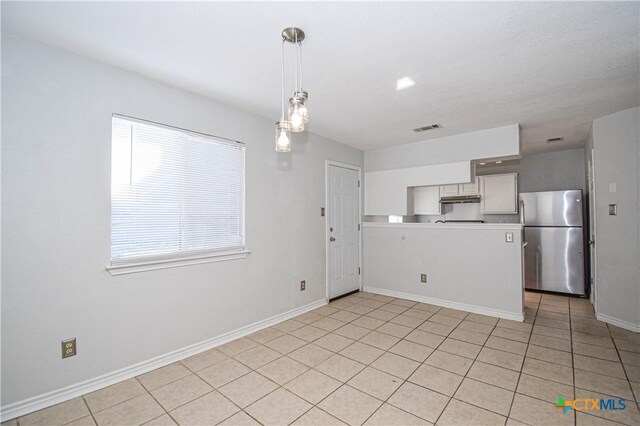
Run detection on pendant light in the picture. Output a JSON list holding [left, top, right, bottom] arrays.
[[275, 27, 308, 151], [288, 31, 308, 132]]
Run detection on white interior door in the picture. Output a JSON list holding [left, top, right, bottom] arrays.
[[588, 150, 597, 305], [328, 163, 360, 299]]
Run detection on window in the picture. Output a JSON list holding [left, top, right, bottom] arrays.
[[110, 115, 245, 267]]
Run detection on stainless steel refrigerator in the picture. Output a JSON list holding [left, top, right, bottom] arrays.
[[520, 190, 586, 296]]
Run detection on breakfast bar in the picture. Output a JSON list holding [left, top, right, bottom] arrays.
[[363, 222, 525, 321]]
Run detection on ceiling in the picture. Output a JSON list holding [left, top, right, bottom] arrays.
[[2, 1, 639, 154]]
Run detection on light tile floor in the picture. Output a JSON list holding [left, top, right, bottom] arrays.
[[5, 291, 640, 426]]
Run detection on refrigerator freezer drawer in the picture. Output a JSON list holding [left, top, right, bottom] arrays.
[[524, 227, 585, 295]]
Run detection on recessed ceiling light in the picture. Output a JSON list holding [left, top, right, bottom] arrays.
[[495, 161, 502, 164], [396, 77, 416, 90], [479, 162, 486, 165]]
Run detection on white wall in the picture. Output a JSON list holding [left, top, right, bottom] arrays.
[[363, 223, 524, 320], [364, 161, 472, 215], [0, 35, 363, 410], [364, 124, 520, 172], [362, 124, 520, 216], [591, 107, 640, 330]]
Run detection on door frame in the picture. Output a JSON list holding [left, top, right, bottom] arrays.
[[587, 148, 598, 309], [325, 160, 363, 301]]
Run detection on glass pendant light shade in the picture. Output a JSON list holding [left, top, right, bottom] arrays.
[[296, 91, 309, 123], [288, 99, 305, 132], [275, 121, 291, 152], [288, 92, 309, 132], [298, 101, 309, 123]]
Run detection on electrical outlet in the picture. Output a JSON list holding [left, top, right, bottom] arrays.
[[300, 280, 306, 291], [62, 338, 76, 359], [420, 274, 427, 283], [505, 232, 514, 243]]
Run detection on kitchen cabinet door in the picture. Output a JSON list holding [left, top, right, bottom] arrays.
[[480, 173, 518, 214], [439, 184, 459, 197], [414, 186, 441, 215], [459, 181, 479, 195]]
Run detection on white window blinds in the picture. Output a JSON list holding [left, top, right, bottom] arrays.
[[110, 115, 245, 265]]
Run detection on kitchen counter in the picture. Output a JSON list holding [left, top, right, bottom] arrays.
[[363, 222, 523, 231], [363, 221, 524, 321]]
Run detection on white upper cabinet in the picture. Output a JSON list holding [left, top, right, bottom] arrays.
[[413, 186, 441, 215], [439, 184, 459, 197], [480, 173, 518, 214], [459, 181, 479, 195], [439, 181, 479, 197]]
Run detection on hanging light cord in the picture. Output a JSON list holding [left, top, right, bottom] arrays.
[[294, 32, 298, 94], [298, 40, 303, 92], [281, 38, 286, 120]]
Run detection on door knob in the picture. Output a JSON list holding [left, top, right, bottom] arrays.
[[330, 237, 336, 242]]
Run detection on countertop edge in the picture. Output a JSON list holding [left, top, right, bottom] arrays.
[[362, 222, 524, 231]]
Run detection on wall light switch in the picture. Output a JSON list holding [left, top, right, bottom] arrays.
[[608, 204, 617, 216], [609, 183, 617, 193], [505, 232, 514, 243]]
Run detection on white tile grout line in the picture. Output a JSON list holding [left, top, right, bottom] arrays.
[[68, 293, 635, 425], [504, 308, 532, 426], [81, 397, 99, 426], [84, 295, 630, 425], [24, 291, 639, 426]]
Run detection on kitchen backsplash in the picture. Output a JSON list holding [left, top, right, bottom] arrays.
[[416, 203, 520, 224]]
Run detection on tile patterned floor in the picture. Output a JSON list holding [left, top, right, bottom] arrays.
[[4, 291, 640, 426]]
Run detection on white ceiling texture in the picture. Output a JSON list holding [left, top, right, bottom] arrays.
[[2, 1, 639, 154]]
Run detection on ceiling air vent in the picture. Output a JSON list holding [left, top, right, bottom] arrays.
[[413, 123, 442, 133], [546, 137, 564, 143]]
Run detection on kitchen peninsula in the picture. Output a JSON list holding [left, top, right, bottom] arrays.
[[363, 222, 524, 321]]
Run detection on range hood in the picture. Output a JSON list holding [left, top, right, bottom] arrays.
[[440, 195, 481, 204]]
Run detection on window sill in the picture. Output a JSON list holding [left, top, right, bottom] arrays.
[[105, 250, 251, 276]]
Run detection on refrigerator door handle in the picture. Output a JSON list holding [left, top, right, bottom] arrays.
[[520, 200, 525, 224]]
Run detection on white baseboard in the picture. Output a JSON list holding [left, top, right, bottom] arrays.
[[0, 298, 327, 422], [596, 313, 640, 332], [363, 286, 524, 322]]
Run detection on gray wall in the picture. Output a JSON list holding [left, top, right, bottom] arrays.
[[478, 148, 586, 193], [476, 149, 586, 224], [591, 107, 639, 330], [520, 149, 586, 193], [1, 35, 363, 407]]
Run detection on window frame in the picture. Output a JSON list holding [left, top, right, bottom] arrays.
[[106, 114, 249, 275]]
